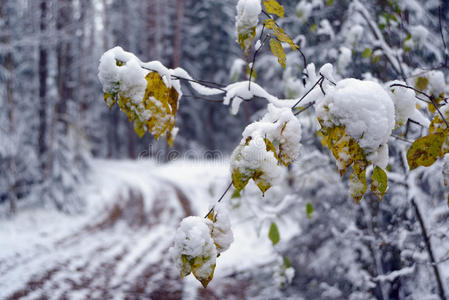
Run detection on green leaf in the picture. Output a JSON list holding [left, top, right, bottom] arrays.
[[407, 132, 445, 170], [283, 256, 291, 268], [269, 38, 286, 68], [269, 222, 280, 245], [306, 203, 314, 218], [263, 0, 284, 18], [362, 48, 372, 58], [325, 0, 334, 5], [371, 166, 388, 201]]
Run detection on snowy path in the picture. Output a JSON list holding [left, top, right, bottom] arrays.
[[0, 159, 271, 300]]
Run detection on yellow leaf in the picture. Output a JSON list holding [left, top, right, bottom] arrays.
[[263, 19, 298, 51], [232, 168, 251, 191], [269, 38, 286, 68], [415, 77, 429, 92], [253, 169, 271, 195], [143, 72, 179, 144], [104, 92, 116, 109], [238, 27, 256, 57], [407, 132, 445, 170], [180, 255, 193, 279], [133, 120, 146, 138], [263, 0, 285, 18], [350, 160, 367, 203], [371, 166, 388, 201], [191, 256, 216, 288]]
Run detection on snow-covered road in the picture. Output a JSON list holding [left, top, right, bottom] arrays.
[[0, 159, 277, 299]]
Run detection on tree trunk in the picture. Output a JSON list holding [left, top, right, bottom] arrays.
[[38, 0, 48, 166], [173, 0, 184, 68], [56, 0, 73, 132]]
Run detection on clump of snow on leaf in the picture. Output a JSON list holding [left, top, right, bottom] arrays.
[[272, 256, 295, 289], [427, 70, 446, 96], [98, 47, 148, 105], [170, 216, 217, 286], [388, 80, 418, 127], [236, 0, 261, 30], [231, 104, 301, 193], [316, 78, 395, 168], [208, 204, 234, 254], [171, 207, 234, 287], [235, 0, 261, 51]]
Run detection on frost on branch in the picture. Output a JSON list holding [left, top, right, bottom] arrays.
[[316, 78, 395, 201], [236, 0, 261, 56], [170, 206, 233, 287], [388, 81, 418, 127], [231, 104, 301, 194], [98, 46, 181, 146]]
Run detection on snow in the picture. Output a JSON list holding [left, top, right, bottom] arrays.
[[229, 58, 246, 82], [235, 0, 261, 43], [98, 46, 147, 102], [316, 78, 395, 168], [427, 70, 446, 96], [170, 216, 217, 279], [319, 63, 336, 83], [223, 81, 297, 113], [345, 24, 363, 46], [296, 0, 313, 23], [231, 104, 301, 190], [317, 19, 335, 40], [208, 203, 234, 253], [410, 25, 428, 47], [0, 158, 295, 298], [171, 67, 223, 96], [337, 46, 352, 73], [388, 80, 418, 127]]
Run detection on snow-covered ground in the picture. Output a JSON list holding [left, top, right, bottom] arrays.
[[0, 159, 288, 299]]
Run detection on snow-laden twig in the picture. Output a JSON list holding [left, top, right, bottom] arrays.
[[371, 265, 415, 282]]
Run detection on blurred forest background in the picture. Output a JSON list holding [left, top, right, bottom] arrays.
[[1, 0, 449, 299]]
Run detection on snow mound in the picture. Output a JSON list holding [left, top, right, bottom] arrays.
[[316, 78, 395, 167]]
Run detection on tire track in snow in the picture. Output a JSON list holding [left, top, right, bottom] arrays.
[[1, 178, 194, 299]]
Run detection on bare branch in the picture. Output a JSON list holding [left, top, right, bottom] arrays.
[[204, 182, 233, 219], [292, 76, 324, 109]]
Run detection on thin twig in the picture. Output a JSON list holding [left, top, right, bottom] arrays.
[[429, 96, 449, 129], [181, 94, 223, 103], [294, 101, 316, 116], [249, 27, 268, 91], [141, 66, 226, 90], [390, 83, 432, 103], [411, 198, 447, 300], [438, 6, 448, 67], [261, 9, 307, 69], [390, 134, 413, 144], [204, 182, 233, 219], [292, 76, 323, 109]]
